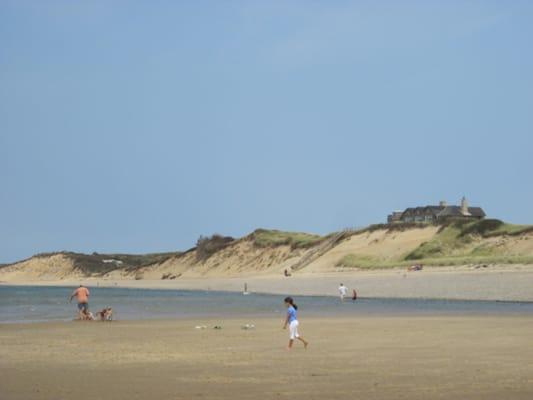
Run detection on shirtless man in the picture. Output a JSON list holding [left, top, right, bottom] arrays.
[[69, 285, 90, 319]]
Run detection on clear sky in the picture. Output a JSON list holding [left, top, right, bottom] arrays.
[[1, 1, 532, 262]]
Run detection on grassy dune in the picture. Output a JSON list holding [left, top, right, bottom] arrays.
[[4, 251, 183, 275], [2, 221, 533, 280], [251, 229, 325, 249], [337, 219, 533, 269]]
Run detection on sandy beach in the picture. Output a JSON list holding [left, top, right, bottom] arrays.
[[3, 2, 533, 399], [1, 316, 533, 400], [4, 265, 533, 301]]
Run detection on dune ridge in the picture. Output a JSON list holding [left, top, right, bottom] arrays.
[[2, 220, 533, 284]]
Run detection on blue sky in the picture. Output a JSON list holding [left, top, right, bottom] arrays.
[[1, 1, 532, 262]]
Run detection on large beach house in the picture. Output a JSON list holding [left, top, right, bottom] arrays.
[[387, 197, 486, 224]]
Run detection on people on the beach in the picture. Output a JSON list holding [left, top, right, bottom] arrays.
[[338, 283, 348, 302], [408, 264, 423, 272], [69, 284, 90, 319], [283, 297, 309, 350], [284, 269, 292, 277], [352, 289, 357, 301]]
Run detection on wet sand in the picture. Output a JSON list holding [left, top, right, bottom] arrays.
[[2, 316, 533, 399]]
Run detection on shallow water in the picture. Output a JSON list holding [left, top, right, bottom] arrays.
[[1, 285, 533, 323]]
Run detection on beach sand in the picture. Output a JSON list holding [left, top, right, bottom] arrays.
[[5, 265, 533, 301], [2, 316, 533, 399]]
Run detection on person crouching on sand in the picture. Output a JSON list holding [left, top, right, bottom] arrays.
[[283, 297, 309, 351]]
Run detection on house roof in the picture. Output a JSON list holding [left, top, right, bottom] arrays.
[[401, 204, 486, 219], [437, 206, 486, 218], [467, 207, 486, 218], [401, 206, 445, 217]]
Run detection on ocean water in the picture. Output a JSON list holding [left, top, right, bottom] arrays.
[[1, 285, 533, 323]]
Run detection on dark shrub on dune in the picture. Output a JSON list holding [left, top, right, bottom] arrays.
[[196, 234, 235, 261]]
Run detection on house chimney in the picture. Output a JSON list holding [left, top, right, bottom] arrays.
[[460, 196, 469, 215], [439, 200, 448, 207]]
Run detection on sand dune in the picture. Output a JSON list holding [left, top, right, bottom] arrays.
[[1, 224, 533, 288], [0, 254, 83, 281], [303, 226, 438, 273]]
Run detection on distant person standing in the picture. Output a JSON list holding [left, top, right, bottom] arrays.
[[69, 285, 90, 319], [338, 283, 348, 302]]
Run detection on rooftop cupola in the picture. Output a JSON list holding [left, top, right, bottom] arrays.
[[460, 196, 471, 216]]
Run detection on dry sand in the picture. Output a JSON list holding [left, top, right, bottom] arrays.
[[1, 316, 533, 400], [5, 264, 533, 301]]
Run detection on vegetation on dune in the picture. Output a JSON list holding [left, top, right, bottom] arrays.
[[24, 251, 182, 275], [481, 223, 533, 237], [405, 224, 471, 260], [3, 219, 533, 275], [362, 222, 430, 233], [438, 219, 533, 238], [337, 254, 533, 270], [455, 219, 504, 237], [407, 219, 533, 261], [251, 229, 325, 249], [196, 234, 235, 261], [336, 254, 391, 269], [337, 219, 533, 269]]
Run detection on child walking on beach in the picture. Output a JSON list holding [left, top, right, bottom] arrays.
[[283, 297, 309, 350]]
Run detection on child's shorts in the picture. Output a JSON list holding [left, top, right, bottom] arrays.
[[289, 320, 300, 339]]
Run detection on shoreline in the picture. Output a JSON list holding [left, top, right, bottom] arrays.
[[3, 282, 533, 305], [3, 265, 533, 301]]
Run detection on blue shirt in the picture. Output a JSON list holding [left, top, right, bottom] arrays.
[[287, 305, 297, 323]]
